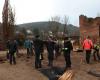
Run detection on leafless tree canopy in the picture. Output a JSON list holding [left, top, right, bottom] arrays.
[[48, 16, 60, 37]]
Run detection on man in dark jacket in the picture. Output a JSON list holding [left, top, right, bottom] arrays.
[[8, 38, 17, 65], [46, 36, 55, 67], [63, 37, 73, 69], [33, 35, 44, 69]]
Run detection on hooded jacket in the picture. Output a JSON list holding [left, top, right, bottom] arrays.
[[83, 39, 93, 50]]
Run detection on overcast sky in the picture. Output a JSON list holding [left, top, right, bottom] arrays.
[[0, 0, 100, 26]]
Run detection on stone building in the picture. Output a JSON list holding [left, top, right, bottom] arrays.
[[79, 15, 100, 43]]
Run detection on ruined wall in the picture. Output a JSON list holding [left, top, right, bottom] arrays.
[[79, 15, 100, 43]]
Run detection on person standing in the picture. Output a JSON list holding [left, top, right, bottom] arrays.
[[46, 36, 55, 67], [33, 35, 44, 69], [83, 36, 93, 64], [93, 42, 100, 61], [24, 38, 32, 58], [8, 38, 17, 65], [63, 37, 73, 69]]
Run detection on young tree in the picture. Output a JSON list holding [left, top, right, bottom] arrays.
[[8, 4, 15, 38], [63, 16, 69, 37], [2, 0, 15, 48]]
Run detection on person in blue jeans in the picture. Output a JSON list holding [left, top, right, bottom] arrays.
[[24, 38, 32, 58]]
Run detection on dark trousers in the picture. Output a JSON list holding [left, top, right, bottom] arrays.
[[48, 59, 53, 67], [27, 48, 30, 58], [86, 50, 91, 64], [35, 51, 41, 68], [64, 51, 71, 68], [9, 52, 16, 64], [30, 48, 34, 56], [93, 50, 100, 61], [55, 50, 60, 59], [48, 51, 54, 67]]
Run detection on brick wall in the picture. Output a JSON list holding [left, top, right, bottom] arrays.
[[79, 15, 100, 43]]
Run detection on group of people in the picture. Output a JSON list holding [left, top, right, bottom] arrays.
[[6, 35, 73, 70], [32, 35, 73, 69], [6, 35, 100, 70], [30, 35, 100, 69]]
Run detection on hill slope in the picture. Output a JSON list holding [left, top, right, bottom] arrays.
[[17, 21, 80, 36]]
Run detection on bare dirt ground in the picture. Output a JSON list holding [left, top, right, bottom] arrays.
[[0, 50, 48, 80], [0, 49, 100, 80]]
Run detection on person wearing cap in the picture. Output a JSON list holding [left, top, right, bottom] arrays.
[[63, 37, 73, 69]]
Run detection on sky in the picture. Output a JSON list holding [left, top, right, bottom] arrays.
[[0, 0, 100, 26]]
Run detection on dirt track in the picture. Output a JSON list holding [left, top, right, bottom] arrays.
[[0, 50, 48, 80], [0, 50, 100, 80]]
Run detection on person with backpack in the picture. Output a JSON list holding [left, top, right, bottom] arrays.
[[83, 36, 93, 64], [24, 38, 32, 58], [93, 42, 100, 61], [63, 37, 73, 69]]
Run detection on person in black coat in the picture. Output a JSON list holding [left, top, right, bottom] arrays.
[[33, 35, 44, 69], [8, 38, 17, 65], [46, 36, 55, 67], [63, 37, 73, 69]]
